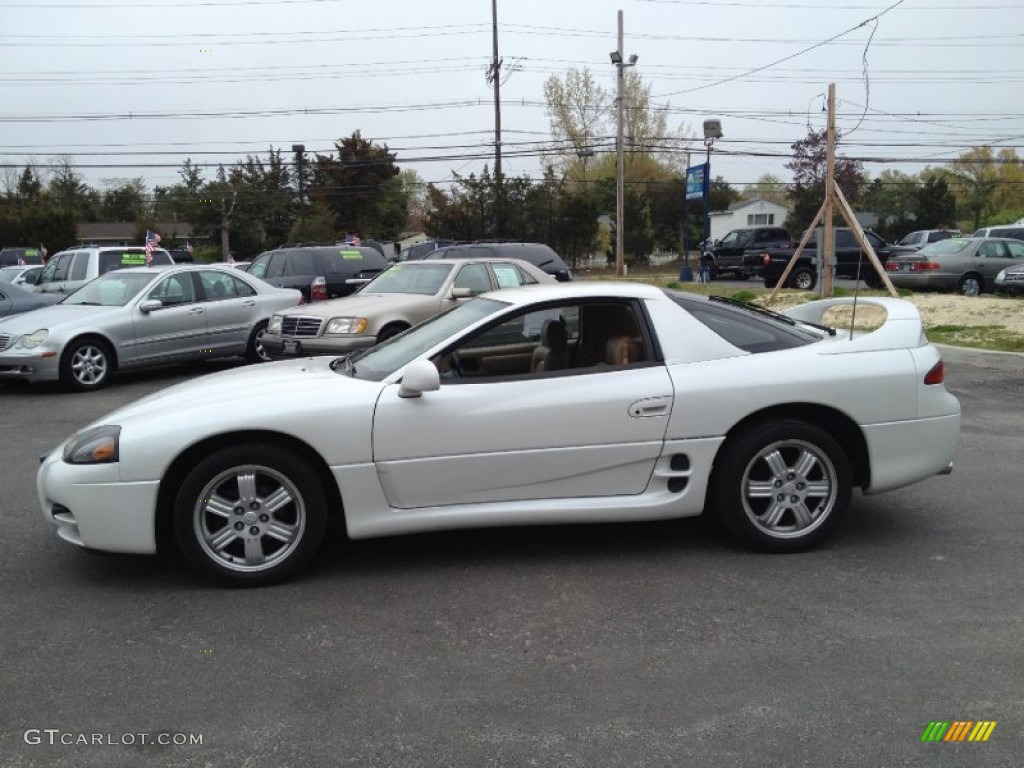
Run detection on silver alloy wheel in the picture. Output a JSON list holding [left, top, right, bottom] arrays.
[[70, 343, 109, 386], [960, 276, 981, 296], [253, 329, 270, 361], [793, 270, 814, 290], [193, 464, 307, 573], [740, 438, 838, 539]]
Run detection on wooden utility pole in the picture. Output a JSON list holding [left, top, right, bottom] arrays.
[[490, 0, 504, 237], [766, 83, 899, 304]]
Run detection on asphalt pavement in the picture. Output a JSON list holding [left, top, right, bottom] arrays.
[[0, 351, 1021, 767]]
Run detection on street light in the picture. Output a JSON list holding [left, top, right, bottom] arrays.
[[699, 120, 722, 280], [611, 10, 637, 277]]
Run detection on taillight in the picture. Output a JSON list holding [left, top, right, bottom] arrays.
[[885, 261, 900, 271], [310, 276, 327, 301], [912, 261, 941, 271], [924, 360, 944, 385]]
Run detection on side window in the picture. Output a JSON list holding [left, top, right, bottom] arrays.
[[248, 254, 271, 278], [148, 273, 196, 306], [1006, 241, 1024, 260], [231, 274, 257, 296], [491, 263, 523, 288], [52, 252, 75, 281], [38, 253, 66, 283], [836, 230, 854, 248], [199, 270, 239, 301], [69, 253, 90, 281], [452, 263, 492, 294], [265, 253, 288, 279]]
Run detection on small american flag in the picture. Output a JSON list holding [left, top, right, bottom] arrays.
[[40, 243, 48, 262], [145, 230, 161, 266]]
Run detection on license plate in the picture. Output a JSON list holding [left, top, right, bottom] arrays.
[[283, 339, 301, 355]]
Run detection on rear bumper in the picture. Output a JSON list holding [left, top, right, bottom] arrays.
[[862, 413, 961, 494]]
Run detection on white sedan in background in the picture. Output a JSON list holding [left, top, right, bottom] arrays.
[[37, 283, 960, 585]]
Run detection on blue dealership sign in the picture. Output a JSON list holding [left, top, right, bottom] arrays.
[[685, 163, 708, 201]]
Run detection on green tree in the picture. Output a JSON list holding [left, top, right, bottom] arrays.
[[739, 174, 789, 206], [784, 129, 866, 234], [99, 178, 148, 222], [947, 146, 1000, 231]]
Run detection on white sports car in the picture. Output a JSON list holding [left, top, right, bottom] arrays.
[[37, 283, 960, 586]]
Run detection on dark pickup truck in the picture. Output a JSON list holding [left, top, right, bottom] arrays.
[[753, 228, 894, 290], [702, 226, 791, 279]]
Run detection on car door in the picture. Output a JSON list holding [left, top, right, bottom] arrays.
[[131, 272, 208, 362], [975, 240, 1020, 286], [36, 251, 76, 294], [196, 269, 260, 354], [371, 299, 675, 509]]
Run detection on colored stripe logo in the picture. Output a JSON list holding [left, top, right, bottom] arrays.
[[921, 721, 997, 742]]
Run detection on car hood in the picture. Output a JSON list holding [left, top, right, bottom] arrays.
[[0, 303, 123, 333], [284, 292, 438, 319]]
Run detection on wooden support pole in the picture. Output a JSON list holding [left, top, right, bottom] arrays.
[[822, 83, 837, 297], [766, 202, 825, 305], [832, 181, 899, 297]]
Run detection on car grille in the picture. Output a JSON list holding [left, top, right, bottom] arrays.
[[280, 316, 323, 338], [0, 334, 12, 350]]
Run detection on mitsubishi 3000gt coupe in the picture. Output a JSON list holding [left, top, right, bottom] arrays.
[[37, 283, 961, 585]]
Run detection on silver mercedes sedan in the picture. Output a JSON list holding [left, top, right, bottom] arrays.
[[0, 265, 302, 390]]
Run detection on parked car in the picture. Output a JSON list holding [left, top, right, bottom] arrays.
[[32, 246, 175, 295], [262, 258, 555, 358], [424, 242, 572, 282], [36, 283, 959, 585], [247, 245, 387, 302], [397, 239, 457, 262], [891, 229, 962, 252], [702, 226, 791, 279], [0, 265, 44, 286], [230, 261, 252, 272], [0, 281, 60, 319], [994, 263, 1024, 295], [972, 225, 1024, 241], [0, 246, 45, 267], [0, 265, 301, 391], [885, 237, 1024, 296], [758, 228, 895, 290]]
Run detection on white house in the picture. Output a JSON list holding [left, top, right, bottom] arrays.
[[707, 198, 791, 242]]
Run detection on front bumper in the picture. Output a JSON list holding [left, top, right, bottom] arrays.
[[994, 279, 1024, 295], [0, 345, 61, 382], [262, 332, 376, 359], [37, 448, 160, 554]]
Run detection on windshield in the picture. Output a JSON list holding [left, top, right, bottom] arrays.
[[341, 297, 507, 381], [0, 267, 22, 283], [361, 263, 453, 295], [60, 272, 155, 306]]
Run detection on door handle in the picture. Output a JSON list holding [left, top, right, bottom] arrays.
[[628, 396, 672, 418], [242, 300, 256, 307], [189, 306, 205, 314]]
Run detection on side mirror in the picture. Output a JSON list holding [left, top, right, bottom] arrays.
[[450, 287, 473, 299], [139, 299, 163, 314], [398, 359, 441, 398]]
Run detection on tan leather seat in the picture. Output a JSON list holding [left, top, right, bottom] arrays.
[[531, 319, 569, 372]]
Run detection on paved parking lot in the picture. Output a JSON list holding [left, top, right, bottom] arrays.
[[1, 349, 1022, 767]]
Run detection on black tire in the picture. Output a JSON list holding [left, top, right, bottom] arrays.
[[789, 267, 817, 291], [712, 420, 851, 552], [173, 444, 328, 586], [958, 273, 983, 297], [376, 323, 408, 343], [863, 272, 883, 290], [245, 321, 270, 363], [59, 337, 114, 391], [762, 273, 779, 289]]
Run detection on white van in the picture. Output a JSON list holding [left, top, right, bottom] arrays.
[[32, 246, 174, 295]]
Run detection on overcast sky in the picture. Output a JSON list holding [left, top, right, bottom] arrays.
[[1, 0, 1021, 195]]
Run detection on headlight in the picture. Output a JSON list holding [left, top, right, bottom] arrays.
[[15, 329, 48, 349], [62, 425, 121, 465], [324, 317, 368, 335], [267, 315, 282, 334], [995, 269, 1006, 284]]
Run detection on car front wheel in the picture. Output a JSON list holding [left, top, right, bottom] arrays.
[[60, 337, 113, 391], [245, 321, 271, 363], [173, 445, 328, 586], [713, 420, 851, 552]]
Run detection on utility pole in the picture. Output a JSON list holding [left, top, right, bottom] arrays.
[[611, 10, 637, 277], [490, 0, 503, 237], [822, 83, 836, 297]]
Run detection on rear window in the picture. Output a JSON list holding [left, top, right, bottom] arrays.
[[667, 291, 821, 353], [921, 239, 972, 256]]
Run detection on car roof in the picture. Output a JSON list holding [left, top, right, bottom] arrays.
[[475, 280, 663, 306]]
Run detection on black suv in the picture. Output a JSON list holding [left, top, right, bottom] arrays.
[[425, 242, 572, 281], [247, 245, 388, 301], [398, 239, 457, 262]]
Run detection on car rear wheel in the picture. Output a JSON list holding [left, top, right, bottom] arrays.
[[713, 420, 851, 552], [790, 267, 816, 291], [173, 445, 328, 586], [245, 321, 270, 363], [60, 337, 113, 391], [958, 274, 982, 297]]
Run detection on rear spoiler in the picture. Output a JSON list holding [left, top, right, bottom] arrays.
[[783, 297, 926, 352]]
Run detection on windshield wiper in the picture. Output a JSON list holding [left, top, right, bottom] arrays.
[[708, 294, 836, 336]]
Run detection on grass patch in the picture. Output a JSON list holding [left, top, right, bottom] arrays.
[[926, 325, 1024, 353]]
